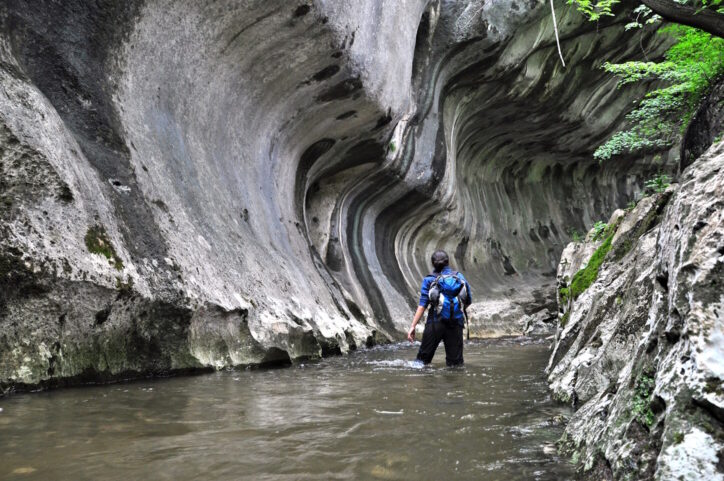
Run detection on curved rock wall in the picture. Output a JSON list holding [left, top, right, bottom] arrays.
[[0, 0, 678, 390]]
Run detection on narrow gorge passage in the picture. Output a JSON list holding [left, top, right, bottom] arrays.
[[1, 1, 723, 480], [0, 0, 670, 383]]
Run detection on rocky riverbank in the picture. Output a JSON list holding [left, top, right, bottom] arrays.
[[547, 141, 724, 480]]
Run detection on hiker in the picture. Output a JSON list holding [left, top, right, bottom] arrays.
[[407, 250, 472, 366]]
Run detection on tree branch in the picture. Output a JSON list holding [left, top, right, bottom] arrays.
[[640, 0, 724, 38]]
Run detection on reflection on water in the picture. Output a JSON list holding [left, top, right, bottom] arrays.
[[0, 337, 573, 481]]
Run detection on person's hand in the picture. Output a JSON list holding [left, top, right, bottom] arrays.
[[407, 326, 416, 343]]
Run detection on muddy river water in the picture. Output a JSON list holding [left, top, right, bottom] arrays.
[[0, 337, 573, 480]]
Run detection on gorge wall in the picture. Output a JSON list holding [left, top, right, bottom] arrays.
[[547, 140, 723, 480], [1, 0, 680, 390]]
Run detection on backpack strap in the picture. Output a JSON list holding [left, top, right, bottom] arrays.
[[428, 275, 442, 323]]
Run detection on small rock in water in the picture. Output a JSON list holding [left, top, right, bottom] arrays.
[[370, 465, 397, 479], [12, 467, 37, 475], [549, 414, 568, 425], [543, 443, 557, 455], [373, 409, 404, 415]]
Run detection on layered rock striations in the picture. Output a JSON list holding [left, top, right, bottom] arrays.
[[1, 0, 679, 392], [548, 141, 724, 480], [388, 0, 672, 336]]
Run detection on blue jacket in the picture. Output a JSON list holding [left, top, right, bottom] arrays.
[[418, 266, 472, 325]]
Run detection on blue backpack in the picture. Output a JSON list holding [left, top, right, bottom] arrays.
[[429, 272, 469, 324]]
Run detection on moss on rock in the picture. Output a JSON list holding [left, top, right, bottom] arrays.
[[84, 225, 123, 270], [559, 286, 570, 306], [568, 233, 614, 300], [632, 372, 657, 428], [560, 310, 571, 327]]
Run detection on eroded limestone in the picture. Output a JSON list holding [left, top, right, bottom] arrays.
[[0, 0, 683, 390], [548, 141, 724, 480]]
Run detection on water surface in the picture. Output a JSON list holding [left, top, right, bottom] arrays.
[[0, 337, 572, 480]]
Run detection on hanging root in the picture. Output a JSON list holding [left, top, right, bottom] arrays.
[[550, 0, 566, 67]]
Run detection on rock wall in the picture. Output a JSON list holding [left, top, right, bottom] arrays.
[[547, 141, 723, 480], [0, 0, 678, 392]]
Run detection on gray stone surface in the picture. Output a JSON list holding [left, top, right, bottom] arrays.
[[0, 0, 677, 393], [547, 141, 724, 480]]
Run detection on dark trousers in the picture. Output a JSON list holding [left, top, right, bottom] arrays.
[[416, 321, 464, 366]]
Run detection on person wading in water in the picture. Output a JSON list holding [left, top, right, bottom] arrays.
[[407, 250, 472, 366]]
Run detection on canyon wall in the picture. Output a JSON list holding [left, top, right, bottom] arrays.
[[1, 0, 676, 390], [547, 140, 723, 480]]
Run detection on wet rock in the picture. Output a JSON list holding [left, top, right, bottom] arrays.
[[547, 141, 724, 480]]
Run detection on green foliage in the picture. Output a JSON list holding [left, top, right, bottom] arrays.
[[85, 225, 123, 270], [571, 1, 724, 22], [388, 141, 397, 153], [701, 0, 724, 13], [594, 131, 668, 162], [591, 221, 608, 241], [115, 275, 134, 293], [644, 173, 671, 194], [568, 0, 620, 21], [568, 227, 584, 242], [594, 26, 724, 162], [626, 199, 638, 211], [560, 286, 570, 306], [560, 310, 571, 327], [568, 232, 614, 299], [625, 5, 662, 31], [632, 373, 656, 427], [602, 61, 678, 86]]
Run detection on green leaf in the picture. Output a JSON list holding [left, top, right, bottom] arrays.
[[568, 0, 621, 20], [596, 26, 724, 162]]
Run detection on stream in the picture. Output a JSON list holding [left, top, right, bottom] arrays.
[[0, 337, 573, 481]]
